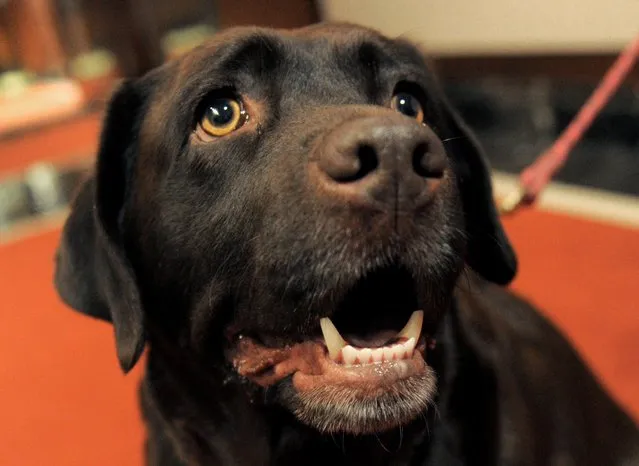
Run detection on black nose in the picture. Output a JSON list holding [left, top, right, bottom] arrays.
[[314, 114, 446, 209]]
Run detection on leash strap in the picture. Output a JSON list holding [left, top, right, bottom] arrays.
[[499, 34, 639, 215]]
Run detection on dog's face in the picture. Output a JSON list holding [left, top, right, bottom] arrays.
[[55, 24, 516, 435]]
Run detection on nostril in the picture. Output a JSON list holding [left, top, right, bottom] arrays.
[[412, 142, 444, 179], [332, 144, 379, 183], [355, 144, 379, 180]]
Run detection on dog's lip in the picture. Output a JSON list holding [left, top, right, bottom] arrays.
[[230, 335, 429, 390]]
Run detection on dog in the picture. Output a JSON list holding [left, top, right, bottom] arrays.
[[54, 23, 638, 465]]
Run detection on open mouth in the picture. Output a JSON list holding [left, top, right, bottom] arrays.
[[231, 309, 429, 389], [229, 266, 437, 434], [320, 310, 423, 365]]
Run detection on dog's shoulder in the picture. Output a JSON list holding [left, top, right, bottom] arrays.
[[451, 274, 639, 464]]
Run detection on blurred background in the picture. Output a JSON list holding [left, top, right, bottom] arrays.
[[0, 1, 637, 464]]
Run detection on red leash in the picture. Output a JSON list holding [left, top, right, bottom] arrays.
[[499, 34, 639, 215]]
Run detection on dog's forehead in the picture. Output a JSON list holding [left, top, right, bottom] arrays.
[[188, 23, 405, 55], [174, 24, 426, 83]]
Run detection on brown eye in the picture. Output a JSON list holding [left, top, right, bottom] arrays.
[[199, 97, 247, 137], [391, 92, 424, 123]]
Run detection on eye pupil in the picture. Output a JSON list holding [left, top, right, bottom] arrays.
[[391, 91, 424, 124], [197, 96, 246, 138], [395, 94, 419, 117], [207, 99, 236, 126]]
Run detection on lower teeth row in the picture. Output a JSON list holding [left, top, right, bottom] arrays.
[[337, 337, 416, 366]]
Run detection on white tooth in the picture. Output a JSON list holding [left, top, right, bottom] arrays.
[[358, 348, 373, 364], [397, 310, 424, 341], [391, 343, 405, 361], [342, 345, 358, 366], [320, 318, 347, 360], [404, 337, 416, 357], [383, 346, 394, 362], [372, 348, 384, 363]]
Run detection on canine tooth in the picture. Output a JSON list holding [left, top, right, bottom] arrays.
[[342, 345, 358, 365], [404, 337, 416, 357], [397, 310, 424, 341], [320, 318, 347, 360], [372, 348, 384, 363], [359, 348, 373, 364]]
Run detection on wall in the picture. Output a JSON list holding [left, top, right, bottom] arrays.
[[320, 0, 638, 55]]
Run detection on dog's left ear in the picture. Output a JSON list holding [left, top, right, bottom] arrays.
[[54, 79, 152, 372], [439, 96, 518, 285]]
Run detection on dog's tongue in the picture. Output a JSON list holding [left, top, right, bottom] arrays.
[[343, 330, 397, 348]]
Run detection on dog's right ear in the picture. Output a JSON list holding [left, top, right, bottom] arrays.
[[55, 80, 150, 372]]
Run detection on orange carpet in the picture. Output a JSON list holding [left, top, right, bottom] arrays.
[[0, 211, 637, 466], [0, 230, 145, 466]]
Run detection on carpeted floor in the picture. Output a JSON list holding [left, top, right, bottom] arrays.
[[0, 116, 637, 465]]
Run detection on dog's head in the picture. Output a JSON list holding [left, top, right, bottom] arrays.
[[54, 24, 516, 435]]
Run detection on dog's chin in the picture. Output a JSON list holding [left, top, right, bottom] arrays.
[[282, 351, 437, 434], [286, 377, 436, 435]]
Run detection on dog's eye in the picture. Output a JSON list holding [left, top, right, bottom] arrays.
[[391, 93, 424, 123], [199, 97, 248, 137]]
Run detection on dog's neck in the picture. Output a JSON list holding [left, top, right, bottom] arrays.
[[140, 301, 498, 466]]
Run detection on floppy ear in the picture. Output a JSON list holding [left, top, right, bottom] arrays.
[[54, 80, 148, 372], [440, 96, 518, 285]]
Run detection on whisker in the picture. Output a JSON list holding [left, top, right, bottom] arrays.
[[441, 136, 467, 144], [433, 404, 442, 421], [330, 433, 340, 450], [374, 433, 391, 453], [461, 266, 473, 291], [420, 412, 431, 438]]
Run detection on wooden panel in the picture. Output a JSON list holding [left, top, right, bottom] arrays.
[[216, 0, 318, 29], [4, 0, 66, 74]]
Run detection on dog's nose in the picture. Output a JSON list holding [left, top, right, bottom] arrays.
[[314, 115, 446, 209]]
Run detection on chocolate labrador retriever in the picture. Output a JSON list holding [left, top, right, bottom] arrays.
[[54, 24, 638, 465]]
